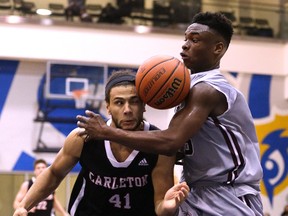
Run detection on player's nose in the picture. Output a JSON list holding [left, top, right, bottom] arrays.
[[123, 102, 132, 114]]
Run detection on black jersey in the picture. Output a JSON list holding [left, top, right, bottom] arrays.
[[68, 121, 159, 216], [27, 178, 54, 216]]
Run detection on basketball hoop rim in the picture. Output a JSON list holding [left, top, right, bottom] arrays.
[[72, 89, 89, 99]]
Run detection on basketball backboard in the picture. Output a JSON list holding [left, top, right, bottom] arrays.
[[45, 61, 108, 101]]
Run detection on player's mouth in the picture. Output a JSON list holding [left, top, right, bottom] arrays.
[[180, 52, 189, 60], [121, 120, 135, 126]]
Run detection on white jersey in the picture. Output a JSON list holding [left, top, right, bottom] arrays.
[[179, 69, 263, 193]]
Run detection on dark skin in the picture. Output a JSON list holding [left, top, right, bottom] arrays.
[[76, 24, 228, 156]]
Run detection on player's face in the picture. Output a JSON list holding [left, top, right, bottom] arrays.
[[107, 85, 146, 131], [180, 23, 221, 73], [34, 162, 47, 177]]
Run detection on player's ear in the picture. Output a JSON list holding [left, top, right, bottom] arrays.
[[214, 41, 224, 54], [106, 103, 111, 115]]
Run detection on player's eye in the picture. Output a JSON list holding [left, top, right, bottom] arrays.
[[130, 98, 140, 104], [114, 100, 123, 105], [192, 38, 199, 43]]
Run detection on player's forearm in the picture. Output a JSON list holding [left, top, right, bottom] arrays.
[[13, 200, 21, 210], [76, 110, 186, 154], [107, 127, 180, 155]]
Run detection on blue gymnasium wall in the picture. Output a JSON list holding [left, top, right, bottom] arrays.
[[0, 59, 287, 215], [0, 60, 18, 117], [0, 60, 137, 172]]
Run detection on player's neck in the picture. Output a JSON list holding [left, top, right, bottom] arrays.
[[109, 141, 134, 162]]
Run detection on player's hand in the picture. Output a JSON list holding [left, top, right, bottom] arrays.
[[160, 182, 190, 215], [76, 110, 107, 140], [13, 207, 28, 216]]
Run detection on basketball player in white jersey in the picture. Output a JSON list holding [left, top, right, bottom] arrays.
[[13, 70, 189, 216], [77, 12, 264, 215]]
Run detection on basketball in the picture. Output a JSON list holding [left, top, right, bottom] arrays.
[[136, 55, 190, 109]]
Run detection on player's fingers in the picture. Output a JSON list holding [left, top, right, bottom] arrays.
[[174, 182, 183, 190], [77, 115, 93, 124], [182, 186, 189, 197], [77, 120, 86, 128], [85, 110, 98, 117], [174, 182, 189, 191], [174, 182, 190, 204], [178, 187, 189, 200], [76, 115, 87, 122], [180, 182, 190, 192], [176, 188, 189, 203], [175, 191, 185, 203]]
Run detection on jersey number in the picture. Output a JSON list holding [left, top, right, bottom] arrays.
[[36, 200, 47, 210], [184, 139, 193, 155], [109, 193, 131, 209]]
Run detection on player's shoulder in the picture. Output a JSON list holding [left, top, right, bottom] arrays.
[[19, 180, 30, 191], [65, 128, 86, 145], [193, 82, 225, 101], [69, 127, 85, 137]]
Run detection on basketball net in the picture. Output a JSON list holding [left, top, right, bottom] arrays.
[[72, 89, 88, 109]]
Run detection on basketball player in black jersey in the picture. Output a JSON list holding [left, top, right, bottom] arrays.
[[13, 159, 69, 216], [13, 70, 189, 216]]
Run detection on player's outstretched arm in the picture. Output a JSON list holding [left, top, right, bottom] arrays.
[[76, 110, 188, 155], [155, 182, 190, 216], [76, 85, 216, 156]]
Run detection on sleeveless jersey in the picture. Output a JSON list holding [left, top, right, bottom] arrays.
[[178, 69, 263, 193], [27, 178, 54, 216], [68, 120, 159, 216]]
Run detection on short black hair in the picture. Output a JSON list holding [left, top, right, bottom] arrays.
[[34, 159, 47, 169], [105, 69, 136, 103], [192, 12, 234, 47]]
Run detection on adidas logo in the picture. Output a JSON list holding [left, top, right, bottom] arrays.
[[138, 158, 149, 166]]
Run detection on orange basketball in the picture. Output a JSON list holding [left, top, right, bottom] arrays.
[[136, 55, 190, 109]]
